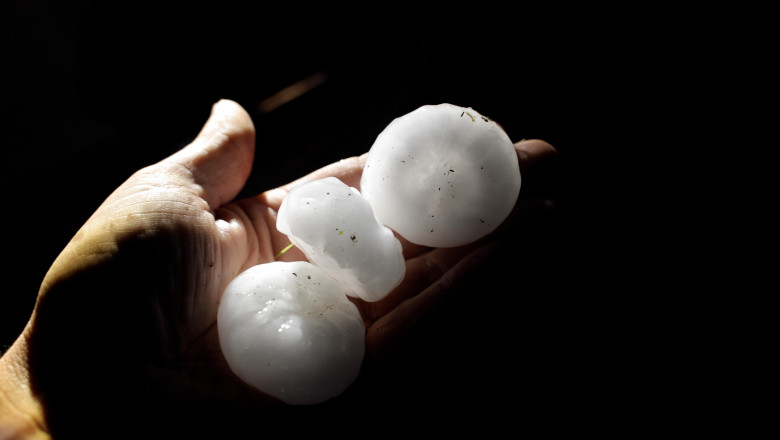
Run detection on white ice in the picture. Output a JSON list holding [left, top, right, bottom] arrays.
[[276, 177, 405, 302], [360, 103, 521, 247], [217, 261, 365, 405], [218, 103, 520, 405]]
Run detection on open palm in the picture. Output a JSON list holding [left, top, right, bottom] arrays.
[[18, 100, 555, 437]]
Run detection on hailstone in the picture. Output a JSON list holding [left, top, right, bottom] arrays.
[[217, 261, 365, 405], [276, 177, 405, 302], [360, 103, 521, 247]]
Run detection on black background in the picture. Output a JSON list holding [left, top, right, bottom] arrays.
[[0, 0, 660, 432]]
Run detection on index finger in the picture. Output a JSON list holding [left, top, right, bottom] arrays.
[[258, 139, 557, 260], [353, 139, 557, 321], [259, 155, 367, 211]]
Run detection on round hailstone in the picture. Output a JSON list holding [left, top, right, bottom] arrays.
[[276, 177, 405, 302], [360, 103, 521, 248], [217, 261, 365, 405]]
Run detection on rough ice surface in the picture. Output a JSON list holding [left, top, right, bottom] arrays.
[[276, 177, 405, 302], [360, 103, 521, 247], [217, 261, 365, 405]]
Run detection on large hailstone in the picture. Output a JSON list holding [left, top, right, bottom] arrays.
[[360, 103, 521, 247], [217, 261, 365, 405], [276, 177, 405, 302]]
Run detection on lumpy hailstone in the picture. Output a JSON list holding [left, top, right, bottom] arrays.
[[217, 261, 365, 405], [361, 103, 521, 247], [276, 177, 405, 302]]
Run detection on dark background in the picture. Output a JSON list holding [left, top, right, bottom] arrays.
[[0, 0, 657, 431]]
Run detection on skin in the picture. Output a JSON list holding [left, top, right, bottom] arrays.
[[0, 100, 557, 438]]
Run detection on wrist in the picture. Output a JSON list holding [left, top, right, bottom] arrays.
[[0, 329, 49, 440]]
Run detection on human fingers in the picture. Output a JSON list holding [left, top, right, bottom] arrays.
[[358, 139, 557, 328], [259, 154, 367, 211], [354, 193, 552, 323], [516, 139, 557, 175], [363, 240, 505, 364], [352, 241, 480, 323], [263, 139, 555, 215], [258, 139, 556, 263], [395, 139, 559, 259], [164, 99, 256, 209]]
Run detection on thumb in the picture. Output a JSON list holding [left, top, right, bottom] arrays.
[[167, 99, 256, 208]]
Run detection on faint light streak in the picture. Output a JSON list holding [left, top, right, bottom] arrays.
[[257, 72, 328, 114]]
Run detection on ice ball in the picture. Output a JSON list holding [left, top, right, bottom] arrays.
[[360, 103, 521, 247], [217, 261, 365, 405], [276, 177, 405, 302]]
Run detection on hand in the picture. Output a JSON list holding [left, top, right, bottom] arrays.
[[0, 100, 557, 438]]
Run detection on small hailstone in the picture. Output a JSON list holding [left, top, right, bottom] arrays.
[[360, 103, 521, 247], [217, 261, 365, 405], [276, 177, 405, 302]]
